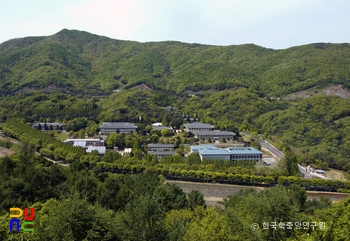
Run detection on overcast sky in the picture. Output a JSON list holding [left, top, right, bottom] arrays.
[[1, 0, 349, 49]]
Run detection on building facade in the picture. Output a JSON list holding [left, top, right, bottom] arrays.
[[184, 122, 214, 133], [148, 144, 175, 152], [99, 122, 138, 134], [195, 131, 235, 140], [63, 139, 105, 147], [147, 151, 176, 159], [32, 123, 63, 130], [190, 145, 263, 161]]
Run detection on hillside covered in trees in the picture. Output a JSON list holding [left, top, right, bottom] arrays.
[[1, 29, 350, 172], [1, 29, 350, 96], [1, 29, 350, 240]]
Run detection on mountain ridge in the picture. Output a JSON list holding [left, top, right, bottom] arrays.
[[1, 29, 350, 96]]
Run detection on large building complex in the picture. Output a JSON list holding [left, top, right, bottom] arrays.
[[190, 145, 263, 161], [99, 122, 138, 134]]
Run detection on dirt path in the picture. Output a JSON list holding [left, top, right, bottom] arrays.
[[35, 152, 70, 167], [167, 180, 350, 206], [167, 180, 264, 206]]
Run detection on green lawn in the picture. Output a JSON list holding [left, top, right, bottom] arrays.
[[55, 132, 70, 141]]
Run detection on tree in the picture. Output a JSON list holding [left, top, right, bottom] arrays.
[[289, 184, 307, 209], [161, 128, 173, 137], [162, 114, 169, 126], [183, 207, 232, 241], [35, 196, 120, 241], [154, 183, 188, 211], [118, 194, 166, 241], [187, 190, 206, 211], [285, 152, 299, 176], [78, 129, 85, 139]]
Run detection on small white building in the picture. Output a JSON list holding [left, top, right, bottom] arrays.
[[63, 139, 105, 147], [86, 146, 106, 156]]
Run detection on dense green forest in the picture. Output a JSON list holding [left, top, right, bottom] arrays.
[[1, 30, 350, 240], [1, 29, 350, 169], [1, 151, 350, 241], [1, 29, 350, 96]]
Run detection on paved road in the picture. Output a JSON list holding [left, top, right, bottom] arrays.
[[239, 132, 285, 160], [260, 140, 285, 160]]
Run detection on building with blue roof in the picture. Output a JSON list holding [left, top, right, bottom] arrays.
[[190, 145, 263, 161]]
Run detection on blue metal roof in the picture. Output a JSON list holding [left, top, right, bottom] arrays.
[[191, 145, 263, 155], [190, 145, 217, 152]]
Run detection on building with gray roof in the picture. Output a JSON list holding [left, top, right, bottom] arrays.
[[99, 122, 138, 134], [190, 145, 263, 161], [184, 122, 214, 133]]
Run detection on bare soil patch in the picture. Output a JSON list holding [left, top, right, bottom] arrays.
[[325, 169, 348, 181], [283, 84, 350, 100], [0, 146, 14, 157]]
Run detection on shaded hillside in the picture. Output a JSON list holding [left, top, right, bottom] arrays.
[[1, 29, 350, 96]]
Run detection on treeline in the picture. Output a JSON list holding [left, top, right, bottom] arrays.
[[21, 107, 101, 119], [0, 139, 12, 149], [1, 119, 86, 161], [93, 161, 350, 192]]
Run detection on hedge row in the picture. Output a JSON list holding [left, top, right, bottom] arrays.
[[93, 162, 350, 191]]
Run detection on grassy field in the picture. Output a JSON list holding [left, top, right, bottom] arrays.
[[55, 132, 70, 141], [325, 168, 348, 181]]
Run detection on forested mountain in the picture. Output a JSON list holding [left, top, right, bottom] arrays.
[[1, 29, 350, 171], [2, 30, 350, 241], [1, 29, 350, 96]]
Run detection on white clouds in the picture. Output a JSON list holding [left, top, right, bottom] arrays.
[[65, 0, 147, 38]]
